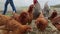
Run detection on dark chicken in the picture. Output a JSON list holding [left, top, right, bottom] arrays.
[[48, 10, 60, 31], [48, 10, 57, 21], [51, 16, 60, 31]]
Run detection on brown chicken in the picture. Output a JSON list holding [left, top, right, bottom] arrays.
[[51, 16, 60, 31], [12, 4, 34, 25], [35, 11, 48, 31], [48, 10, 57, 21], [12, 12, 29, 25], [27, 4, 34, 25], [48, 10, 60, 31], [0, 14, 32, 34]]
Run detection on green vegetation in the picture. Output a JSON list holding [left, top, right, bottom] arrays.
[[6, 13, 12, 16], [50, 4, 60, 8]]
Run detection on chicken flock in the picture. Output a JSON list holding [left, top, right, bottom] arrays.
[[0, 0, 60, 34]]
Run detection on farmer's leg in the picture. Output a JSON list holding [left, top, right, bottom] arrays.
[[10, 0, 16, 13], [3, 0, 9, 15]]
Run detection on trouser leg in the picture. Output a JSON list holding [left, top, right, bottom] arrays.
[[10, 0, 16, 13], [3, 0, 9, 15]]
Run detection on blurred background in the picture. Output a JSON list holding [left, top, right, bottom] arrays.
[[0, 0, 60, 11]]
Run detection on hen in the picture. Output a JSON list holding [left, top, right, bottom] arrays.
[[12, 4, 34, 25], [51, 16, 60, 31], [48, 10, 57, 21], [0, 14, 32, 34], [12, 12, 29, 25], [27, 4, 34, 25], [48, 10, 60, 30], [35, 11, 48, 31]]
